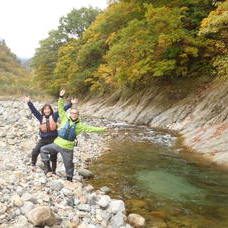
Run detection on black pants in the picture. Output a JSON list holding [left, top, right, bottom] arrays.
[[31, 137, 57, 165]]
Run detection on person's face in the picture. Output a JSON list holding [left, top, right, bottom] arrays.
[[43, 106, 51, 116], [70, 109, 79, 121]]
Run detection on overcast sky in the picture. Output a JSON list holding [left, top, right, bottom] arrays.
[[0, 0, 107, 59]]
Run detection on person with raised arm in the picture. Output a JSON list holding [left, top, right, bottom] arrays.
[[25, 96, 77, 174], [40, 89, 106, 181]]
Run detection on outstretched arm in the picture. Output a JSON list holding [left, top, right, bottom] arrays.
[[25, 96, 42, 121], [58, 90, 68, 121], [77, 122, 106, 134]]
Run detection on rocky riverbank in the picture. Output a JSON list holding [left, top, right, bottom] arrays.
[[80, 81, 228, 169], [0, 100, 144, 228]]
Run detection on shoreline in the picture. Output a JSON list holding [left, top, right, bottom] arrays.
[[0, 90, 228, 228], [79, 81, 228, 170], [1, 93, 227, 171], [0, 99, 139, 227], [2, 94, 227, 171]]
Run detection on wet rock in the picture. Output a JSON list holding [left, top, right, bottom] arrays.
[[128, 213, 145, 227], [78, 168, 94, 178], [150, 210, 166, 219], [100, 186, 111, 194], [127, 199, 148, 210]]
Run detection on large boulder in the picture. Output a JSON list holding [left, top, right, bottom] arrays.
[[26, 206, 56, 226], [128, 213, 145, 227]]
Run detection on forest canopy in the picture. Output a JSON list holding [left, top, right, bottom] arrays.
[[31, 1, 228, 96]]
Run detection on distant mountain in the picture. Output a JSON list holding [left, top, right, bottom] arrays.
[[0, 42, 27, 75], [19, 57, 29, 64], [0, 40, 31, 94], [18, 57, 32, 70]]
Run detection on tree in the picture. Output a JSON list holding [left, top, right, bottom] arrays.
[[199, 0, 228, 79], [32, 7, 102, 95], [31, 30, 65, 94], [58, 7, 101, 39], [32, 0, 220, 96], [96, 4, 213, 90], [76, 1, 144, 93]]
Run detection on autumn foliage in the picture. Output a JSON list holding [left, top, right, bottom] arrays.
[[0, 41, 32, 94], [31, 1, 227, 96]]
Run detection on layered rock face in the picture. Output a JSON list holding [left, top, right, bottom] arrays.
[[80, 82, 228, 168]]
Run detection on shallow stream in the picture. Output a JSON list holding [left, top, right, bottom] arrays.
[[88, 120, 228, 227]]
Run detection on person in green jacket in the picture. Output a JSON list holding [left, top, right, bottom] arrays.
[[40, 89, 106, 181]]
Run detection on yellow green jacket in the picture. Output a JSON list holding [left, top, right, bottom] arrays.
[[54, 98, 105, 150]]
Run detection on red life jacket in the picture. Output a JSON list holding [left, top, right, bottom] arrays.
[[40, 115, 57, 133]]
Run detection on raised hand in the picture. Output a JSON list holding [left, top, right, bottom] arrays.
[[71, 98, 78, 104], [24, 96, 30, 102], [60, 89, 65, 97]]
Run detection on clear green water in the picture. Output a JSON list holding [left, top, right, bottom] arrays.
[[135, 170, 205, 201], [88, 121, 228, 227]]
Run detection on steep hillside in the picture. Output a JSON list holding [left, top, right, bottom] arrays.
[[0, 39, 31, 94]]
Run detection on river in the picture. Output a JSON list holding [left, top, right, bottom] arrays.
[[87, 118, 228, 228]]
